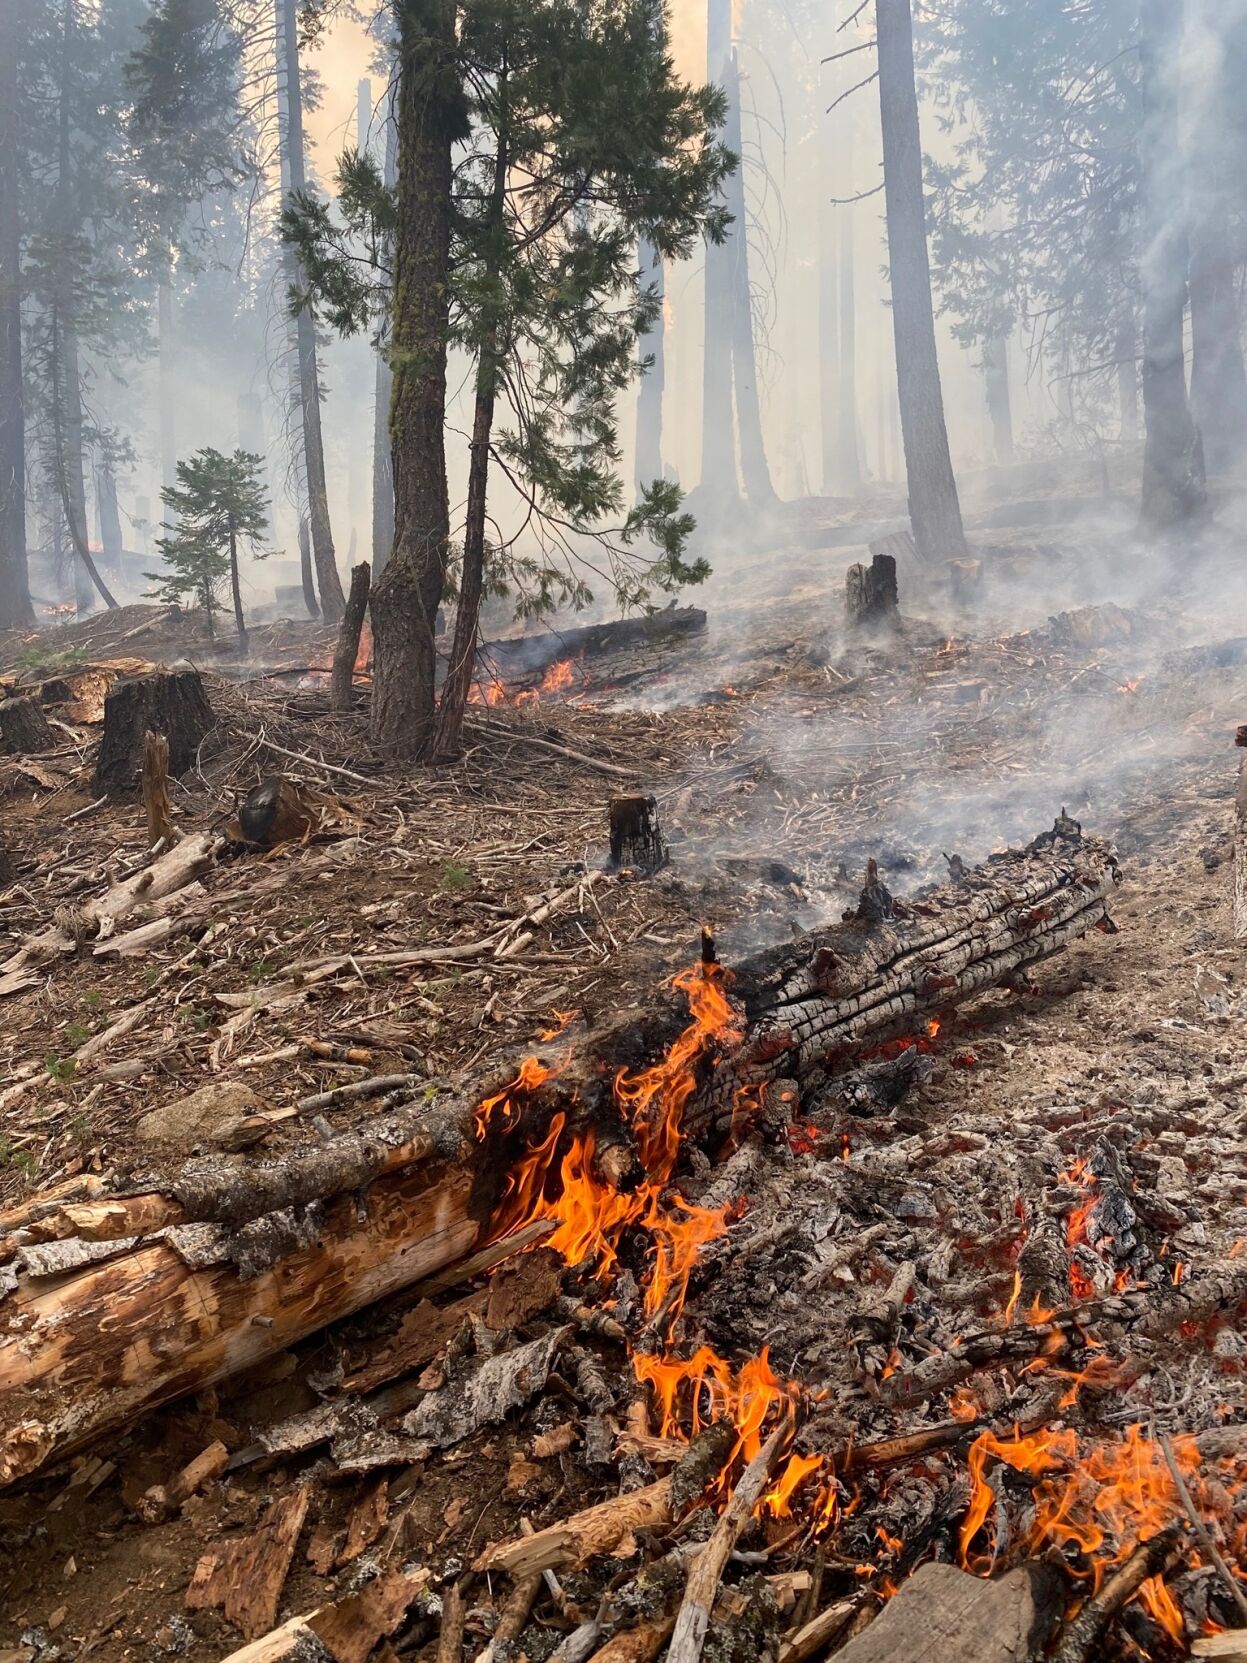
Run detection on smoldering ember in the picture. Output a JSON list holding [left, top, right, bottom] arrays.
[[6, 4, 1247, 1663]]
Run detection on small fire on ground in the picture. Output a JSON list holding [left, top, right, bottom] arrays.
[[469, 655, 584, 708], [470, 966, 1247, 1649]]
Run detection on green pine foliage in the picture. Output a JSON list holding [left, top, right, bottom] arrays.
[[282, 0, 732, 619], [149, 447, 269, 641]]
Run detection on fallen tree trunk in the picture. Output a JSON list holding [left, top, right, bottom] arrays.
[[478, 606, 707, 682], [0, 822, 1120, 1488], [0, 1133, 481, 1485]]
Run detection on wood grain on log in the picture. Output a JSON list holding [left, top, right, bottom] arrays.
[[142, 729, 175, 846], [0, 1159, 479, 1484], [829, 1560, 1061, 1663], [186, 1483, 311, 1640], [475, 1477, 673, 1576]]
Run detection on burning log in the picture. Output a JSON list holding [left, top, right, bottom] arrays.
[[702, 822, 1119, 1115], [93, 667, 215, 798], [845, 552, 899, 629], [1051, 1529, 1183, 1663], [481, 606, 707, 682], [331, 561, 371, 712], [0, 694, 54, 755]]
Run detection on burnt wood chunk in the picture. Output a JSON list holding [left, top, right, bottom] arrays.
[[94, 669, 214, 798], [331, 561, 371, 712], [832, 1561, 1061, 1663], [845, 552, 899, 628], [609, 793, 667, 872], [0, 694, 54, 756]]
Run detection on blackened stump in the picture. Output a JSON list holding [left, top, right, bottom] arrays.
[[608, 794, 667, 873], [94, 669, 215, 798], [0, 695, 53, 755], [845, 553, 898, 629]]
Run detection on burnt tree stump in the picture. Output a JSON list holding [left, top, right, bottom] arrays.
[[94, 669, 215, 798], [331, 561, 371, 713], [608, 794, 667, 872], [0, 696, 54, 757], [845, 553, 898, 629]]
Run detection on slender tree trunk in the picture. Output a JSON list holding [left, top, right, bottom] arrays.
[[698, 0, 738, 506], [369, 0, 460, 760], [1139, 0, 1205, 526], [52, 0, 114, 611], [434, 85, 507, 763], [275, 0, 345, 623], [96, 461, 122, 564], [983, 336, 1013, 463], [297, 514, 318, 618], [876, 0, 968, 560], [1189, 208, 1247, 474], [819, 174, 839, 494], [372, 79, 397, 577], [0, 20, 32, 628], [723, 49, 775, 507], [834, 134, 862, 491], [1115, 319, 1138, 444], [228, 520, 247, 651], [158, 274, 177, 494], [635, 238, 664, 494]]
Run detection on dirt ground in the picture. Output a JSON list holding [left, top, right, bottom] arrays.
[[1, 470, 1245, 1660]]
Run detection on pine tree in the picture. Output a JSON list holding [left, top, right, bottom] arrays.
[[151, 447, 269, 647], [285, 0, 730, 760]]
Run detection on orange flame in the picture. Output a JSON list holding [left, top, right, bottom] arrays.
[[473, 1055, 555, 1139], [959, 1423, 1203, 1641]]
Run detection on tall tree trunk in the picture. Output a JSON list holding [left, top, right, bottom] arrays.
[[52, 0, 114, 611], [228, 520, 247, 651], [834, 136, 862, 492], [1139, 0, 1205, 526], [275, 0, 345, 623], [96, 461, 122, 565], [0, 19, 32, 629], [1115, 319, 1138, 444], [372, 79, 397, 577], [297, 515, 318, 618], [635, 238, 664, 494], [723, 49, 775, 507], [434, 82, 507, 763], [158, 274, 176, 494], [983, 336, 1013, 463], [369, 0, 460, 760], [875, 0, 968, 561], [819, 170, 839, 494], [698, 0, 738, 507], [1189, 212, 1247, 473]]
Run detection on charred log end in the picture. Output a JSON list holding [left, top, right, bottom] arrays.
[[1236, 724, 1247, 748], [0, 695, 55, 757], [846, 553, 899, 630], [94, 669, 215, 799], [608, 794, 667, 874]]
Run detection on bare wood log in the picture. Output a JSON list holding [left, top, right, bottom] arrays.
[[215, 1617, 325, 1662], [309, 1565, 431, 1663], [0, 831, 222, 995], [0, 695, 54, 755], [142, 729, 175, 847], [584, 1616, 677, 1663], [778, 1598, 859, 1663], [1051, 1529, 1182, 1663], [830, 1561, 1061, 1663], [437, 1577, 470, 1663], [94, 668, 215, 798], [1194, 1635, 1247, 1660], [475, 1477, 673, 1577], [331, 562, 371, 712], [0, 1157, 479, 1485], [186, 1483, 311, 1640], [666, 1419, 793, 1663]]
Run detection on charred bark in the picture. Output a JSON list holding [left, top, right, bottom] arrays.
[[1139, 0, 1206, 527], [94, 669, 215, 798], [876, 0, 968, 562], [369, 0, 463, 760], [0, 695, 54, 756]]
